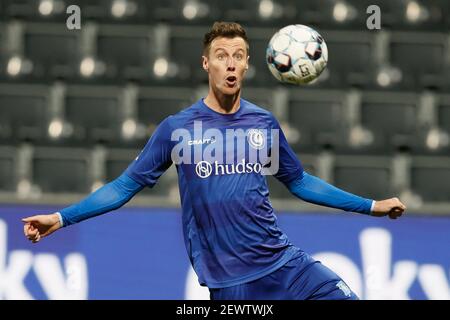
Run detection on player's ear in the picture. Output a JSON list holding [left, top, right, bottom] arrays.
[[245, 56, 250, 71], [202, 55, 209, 72]]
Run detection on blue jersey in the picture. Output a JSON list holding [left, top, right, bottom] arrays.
[[125, 98, 304, 288]]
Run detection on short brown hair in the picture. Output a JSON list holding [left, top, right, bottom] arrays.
[[203, 22, 249, 56]]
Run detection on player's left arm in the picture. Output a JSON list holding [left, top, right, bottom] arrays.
[[286, 171, 406, 219]]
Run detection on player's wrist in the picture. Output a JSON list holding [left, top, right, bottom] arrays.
[[53, 212, 64, 228], [370, 200, 376, 214]]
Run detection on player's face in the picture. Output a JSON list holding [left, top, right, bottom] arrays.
[[202, 37, 249, 96]]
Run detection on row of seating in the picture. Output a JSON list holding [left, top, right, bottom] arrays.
[[0, 22, 449, 90], [1, 84, 449, 154], [1, 145, 449, 203], [1, 0, 449, 30]]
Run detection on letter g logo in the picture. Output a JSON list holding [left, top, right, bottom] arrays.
[[195, 161, 212, 178], [247, 129, 265, 150]]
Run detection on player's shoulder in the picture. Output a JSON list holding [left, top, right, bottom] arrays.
[[241, 98, 278, 123], [241, 98, 272, 115], [162, 100, 202, 127]]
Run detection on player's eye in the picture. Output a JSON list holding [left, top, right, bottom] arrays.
[[234, 53, 243, 61], [217, 54, 225, 60]]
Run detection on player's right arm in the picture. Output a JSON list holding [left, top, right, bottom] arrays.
[[23, 173, 144, 243], [22, 117, 174, 243]]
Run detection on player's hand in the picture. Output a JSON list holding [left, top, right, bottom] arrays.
[[22, 214, 62, 243], [371, 198, 406, 219]]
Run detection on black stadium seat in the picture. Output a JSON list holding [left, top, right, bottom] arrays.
[[287, 90, 345, 152], [33, 148, 90, 193], [360, 94, 417, 152], [390, 33, 446, 89], [0, 91, 47, 143], [437, 103, 450, 135], [64, 87, 121, 144], [246, 32, 279, 86], [97, 25, 155, 80], [0, 148, 15, 192], [169, 26, 208, 82], [24, 25, 80, 79], [333, 156, 393, 200], [321, 32, 374, 88], [411, 158, 450, 202], [136, 87, 194, 141], [137, 96, 189, 126]]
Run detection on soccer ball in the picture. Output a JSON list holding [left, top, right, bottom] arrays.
[[266, 24, 328, 85]]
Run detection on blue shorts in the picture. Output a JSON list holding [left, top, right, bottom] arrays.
[[209, 248, 359, 300]]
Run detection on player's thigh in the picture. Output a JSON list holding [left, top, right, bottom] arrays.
[[286, 254, 359, 300], [209, 273, 288, 300]]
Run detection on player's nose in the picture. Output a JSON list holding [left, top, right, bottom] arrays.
[[226, 57, 236, 70]]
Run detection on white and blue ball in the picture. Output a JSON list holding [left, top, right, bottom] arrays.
[[266, 24, 328, 85]]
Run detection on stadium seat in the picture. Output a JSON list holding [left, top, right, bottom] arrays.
[[137, 96, 189, 126], [97, 25, 154, 80], [390, 32, 446, 89], [0, 147, 15, 191], [242, 87, 276, 112], [218, 0, 261, 23], [136, 87, 194, 141], [169, 26, 208, 82], [438, 102, 450, 135], [321, 31, 374, 88], [360, 93, 417, 152], [145, 0, 186, 23], [65, 86, 121, 144], [76, 0, 150, 24], [411, 157, 450, 202], [32, 148, 90, 193], [246, 29, 280, 86], [213, 0, 297, 27], [0, 24, 5, 76], [333, 155, 393, 200], [0, 86, 48, 143], [24, 23, 80, 79], [287, 89, 345, 152], [1, 0, 36, 19], [374, 0, 449, 31]]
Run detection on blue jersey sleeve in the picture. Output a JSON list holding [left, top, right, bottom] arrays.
[[59, 172, 144, 226], [287, 171, 374, 214], [270, 116, 304, 185], [125, 117, 174, 187]]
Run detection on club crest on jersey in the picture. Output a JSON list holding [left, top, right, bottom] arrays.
[[195, 161, 213, 178], [247, 129, 265, 150]]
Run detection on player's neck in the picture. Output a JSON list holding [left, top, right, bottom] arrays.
[[204, 90, 241, 114]]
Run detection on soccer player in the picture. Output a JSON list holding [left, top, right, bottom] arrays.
[[22, 22, 406, 300]]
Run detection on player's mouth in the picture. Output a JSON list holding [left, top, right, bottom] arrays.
[[225, 76, 237, 87]]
